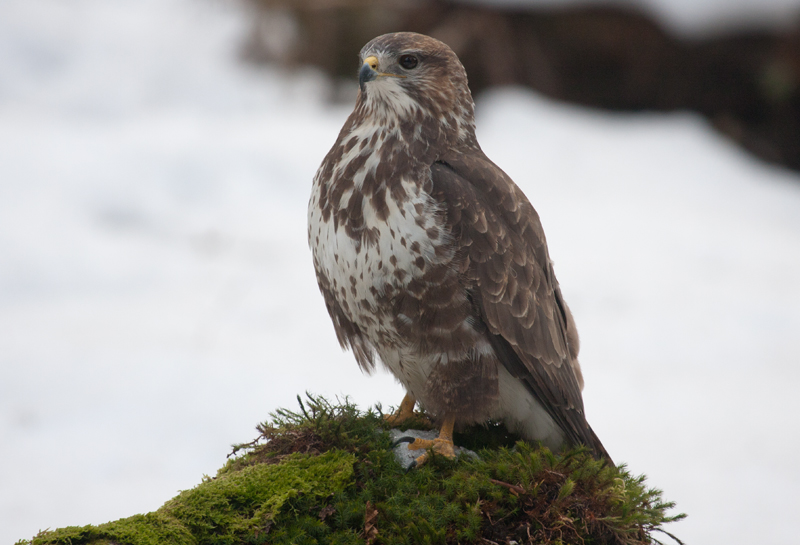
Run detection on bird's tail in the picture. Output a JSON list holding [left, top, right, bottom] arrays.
[[582, 424, 614, 467]]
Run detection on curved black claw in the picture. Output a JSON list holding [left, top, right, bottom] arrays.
[[405, 459, 417, 473], [392, 436, 417, 448]]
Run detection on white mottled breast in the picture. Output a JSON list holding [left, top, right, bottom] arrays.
[[308, 170, 446, 339]]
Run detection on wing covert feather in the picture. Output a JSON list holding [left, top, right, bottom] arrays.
[[429, 152, 610, 461]]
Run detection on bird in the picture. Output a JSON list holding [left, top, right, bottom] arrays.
[[308, 32, 611, 466]]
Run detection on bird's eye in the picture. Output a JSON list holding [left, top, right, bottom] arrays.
[[399, 55, 419, 70]]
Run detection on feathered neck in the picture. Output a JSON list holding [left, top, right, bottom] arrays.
[[345, 75, 479, 160]]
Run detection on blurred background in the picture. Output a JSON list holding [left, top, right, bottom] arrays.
[[1, 0, 799, 544]]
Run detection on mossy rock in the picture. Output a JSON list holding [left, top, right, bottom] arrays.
[[21, 395, 685, 545]]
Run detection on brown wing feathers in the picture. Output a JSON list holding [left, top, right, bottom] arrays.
[[430, 154, 611, 461]]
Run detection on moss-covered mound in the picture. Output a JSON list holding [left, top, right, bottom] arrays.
[[22, 395, 685, 545]]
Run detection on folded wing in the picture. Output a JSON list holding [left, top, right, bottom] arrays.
[[429, 152, 610, 461]]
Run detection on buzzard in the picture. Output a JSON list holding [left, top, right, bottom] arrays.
[[308, 32, 611, 466]]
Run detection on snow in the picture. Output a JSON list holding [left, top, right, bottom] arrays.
[[2, 1, 799, 544]]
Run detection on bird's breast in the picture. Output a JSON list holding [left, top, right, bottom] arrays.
[[309, 175, 450, 337]]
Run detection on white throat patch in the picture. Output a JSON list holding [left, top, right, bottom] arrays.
[[364, 76, 421, 121]]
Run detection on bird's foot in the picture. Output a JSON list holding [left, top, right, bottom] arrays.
[[384, 393, 428, 426], [405, 436, 456, 456], [393, 414, 457, 469], [394, 436, 457, 469], [384, 411, 432, 427], [383, 407, 415, 426]]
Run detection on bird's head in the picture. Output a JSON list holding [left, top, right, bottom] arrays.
[[355, 32, 477, 147]]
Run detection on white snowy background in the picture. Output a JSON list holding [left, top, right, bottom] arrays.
[[2, 0, 799, 544]]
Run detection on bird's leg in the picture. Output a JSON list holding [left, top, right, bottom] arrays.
[[404, 414, 457, 468], [383, 392, 418, 425]]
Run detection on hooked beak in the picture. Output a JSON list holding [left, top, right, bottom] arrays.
[[359, 55, 405, 92]]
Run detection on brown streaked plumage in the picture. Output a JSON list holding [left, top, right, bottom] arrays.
[[308, 32, 610, 463]]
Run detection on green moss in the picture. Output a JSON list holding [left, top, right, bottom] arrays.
[[24, 395, 685, 545], [30, 450, 355, 545]]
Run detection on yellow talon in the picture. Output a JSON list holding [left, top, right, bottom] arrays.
[[407, 437, 457, 458], [406, 414, 457, 466], [384, 393, 418, 426]]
